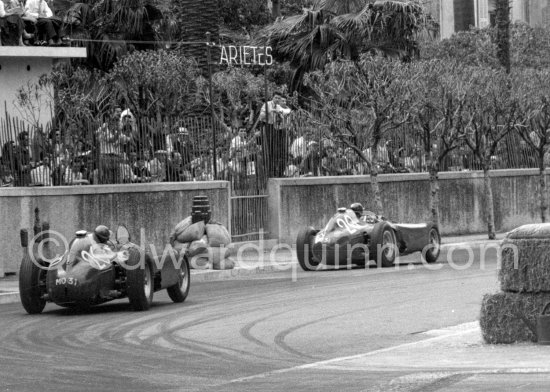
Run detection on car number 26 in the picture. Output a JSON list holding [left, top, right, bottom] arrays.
[[55, 277, 78, 286]]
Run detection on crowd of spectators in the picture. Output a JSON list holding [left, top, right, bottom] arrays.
[[0, 97, 544, 188], [0, 0, 67, 46]]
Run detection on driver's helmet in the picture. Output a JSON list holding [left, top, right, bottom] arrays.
[[93, 225, 111, 244], [350, 203, 364, 218]]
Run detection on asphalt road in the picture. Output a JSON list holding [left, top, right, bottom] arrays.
[[0, 247, 502, 392]]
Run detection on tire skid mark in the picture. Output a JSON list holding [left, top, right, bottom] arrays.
[[239, 311, 290, 348], [272, 295, 434, 360]]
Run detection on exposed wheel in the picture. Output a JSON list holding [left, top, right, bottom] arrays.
[[296, 227, 320, 271], [126, 249, 154, 311], [19, 254, 46, 314], [167, 255, 190, 303], [423, 227, 441, 263], [371, 222, 398, 268]]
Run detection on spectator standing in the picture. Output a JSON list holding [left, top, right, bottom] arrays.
[[63, 159, 88, 185], [132, 154, 151, 183], [165, 152, 187, 182], [229, 127, 251, 178], [14, 131, 32, 186], [119, 109, 137, 158], [95, 107, 129, 184], [258, 92, 292, 178], [30, 156, 52, 185], [300, 141, 322, 176], [167, 127, 193, 180], [148, 150, 167, 182]]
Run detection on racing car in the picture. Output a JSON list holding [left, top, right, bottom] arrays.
[[296, 203, 440, 271], [19, 225, 190, 314]]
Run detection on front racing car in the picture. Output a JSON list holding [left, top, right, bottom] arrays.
[[19, 225, 190, 314]]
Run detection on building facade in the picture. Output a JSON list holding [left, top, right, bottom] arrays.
[[436, 0, 550, 39]]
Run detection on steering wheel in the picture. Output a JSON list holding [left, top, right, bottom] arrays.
[[362, 210, 379, 224]]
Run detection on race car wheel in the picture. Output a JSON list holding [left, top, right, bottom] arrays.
[[126, 250, 154, 311], [167, 255, 190, 303], [371, 222, 397, 268], [423, 227, 441, 263], [296, 227, 320, 271], [19, 254, 47, 314]]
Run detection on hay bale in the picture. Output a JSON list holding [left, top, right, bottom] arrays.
[[205, 223, 231, 247], [499, 224, 550, 292], [480, 291, 550, 344]]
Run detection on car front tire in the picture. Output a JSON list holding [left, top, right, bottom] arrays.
[[167, 255, 190, 303], [19, 254, 46, 314], [423, 227, 441, 263], [371, 222, 398, 268], [126, 249, 154, 311], [296, 227, 320, 271]]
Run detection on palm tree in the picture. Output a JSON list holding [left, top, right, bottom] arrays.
[[258, 0, 426, 89], [55, 0, 172, 71]]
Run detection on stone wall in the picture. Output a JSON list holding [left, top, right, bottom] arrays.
[[0, 182, 230, 276], [267, 169, 546, 244]]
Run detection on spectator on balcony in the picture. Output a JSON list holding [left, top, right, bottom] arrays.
[[0, 1, 33, 46], [24, 0, 65, 46]]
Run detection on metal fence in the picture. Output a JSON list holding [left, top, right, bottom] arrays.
[[1, 109, 543, 240], [1, 111, 542, 189]]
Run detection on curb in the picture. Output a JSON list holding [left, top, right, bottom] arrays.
[[0, 292, 20, 305]]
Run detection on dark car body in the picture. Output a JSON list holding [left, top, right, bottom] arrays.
[[297, 207, 440, 270], [19, 227, 190, 314]]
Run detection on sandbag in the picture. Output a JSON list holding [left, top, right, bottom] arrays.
[[209, 246, 229, 264], [177, 221, 206, 244], [169, 216, 192, 245], [189, 254, 212, 270], [172, 241, 190, 256], [206, 223, 231, 247], [213, 256, 235, 270], [188, 235, 208, 257]]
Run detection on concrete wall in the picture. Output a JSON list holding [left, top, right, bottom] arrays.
[[268, 169, 547, 245], [0, 182, 230, 276]]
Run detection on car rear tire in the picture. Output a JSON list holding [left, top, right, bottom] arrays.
[[167, 255, 190, 303], [423, 227, 441, 263], [19, 254, 46, 314], [296, 227, 320, 271], [126, 249, 154, 311], [371, 222, 397, 268]]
